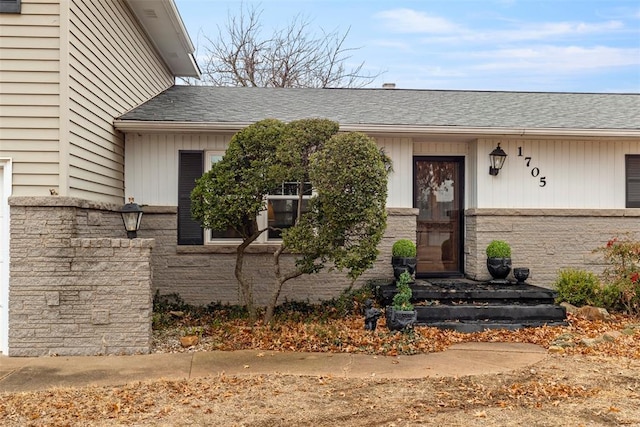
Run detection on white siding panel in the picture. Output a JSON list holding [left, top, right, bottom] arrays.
[[375, 137, 413, 208], [476, 138, 640, 209], [0, 0, 61, 197], [67, 0, 175, 203], [125, 133, 234, 206]]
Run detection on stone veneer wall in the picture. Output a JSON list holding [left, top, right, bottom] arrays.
[[7, 197, 413, 354], [465, 209, 640, 287], [8, 197, 153, 356], [141, 207, 418, 306]]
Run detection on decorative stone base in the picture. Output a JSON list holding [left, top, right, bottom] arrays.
[[8, 197, 154, 356]]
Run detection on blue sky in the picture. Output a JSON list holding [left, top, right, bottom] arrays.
[[174, 0, 640, 93]]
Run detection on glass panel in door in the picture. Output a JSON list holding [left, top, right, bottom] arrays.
[[414, 157, 464, 276]]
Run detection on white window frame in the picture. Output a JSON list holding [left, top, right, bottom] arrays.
[[261, 182, 313, 242], [203, 151, 244, 244], [203, 151, 313, 244]]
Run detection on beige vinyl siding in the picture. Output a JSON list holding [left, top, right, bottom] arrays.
[[0, 0, 61, 197], [67, 0, 174, 203]]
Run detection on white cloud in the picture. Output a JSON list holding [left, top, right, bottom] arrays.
[[374, 8, 626, 45], [374, 9, 460, 33], [468, 46, 640, 73]]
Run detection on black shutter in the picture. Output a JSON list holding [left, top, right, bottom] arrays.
[[0, 0, 21, 13], [178, 151, 204, 245], [627, 155, 640, 208]]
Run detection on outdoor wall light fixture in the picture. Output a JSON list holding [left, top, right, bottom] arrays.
[[120, 197, 143, 239], [489, 144, 507, 176]]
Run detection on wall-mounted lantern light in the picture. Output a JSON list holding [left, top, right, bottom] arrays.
[[489, 144, 507, 176], [120, 198, 143, 239]]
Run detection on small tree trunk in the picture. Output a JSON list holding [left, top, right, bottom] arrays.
[[235, 237, 257, 322], [264, 244, 303, 324]]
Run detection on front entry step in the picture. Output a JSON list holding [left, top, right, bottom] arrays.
[[379, 279, 568, 332], [416, 304, 567, 322], [422, 319, 568, 333]]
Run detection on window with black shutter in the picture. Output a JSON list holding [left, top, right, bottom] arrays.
[[0, 0, 21, 13], [626, 155, 640, 208], [178, 151, 204, 245]]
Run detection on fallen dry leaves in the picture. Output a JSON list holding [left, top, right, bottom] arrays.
[[2, 313, 639, 426], [153, 312, 640, 359]]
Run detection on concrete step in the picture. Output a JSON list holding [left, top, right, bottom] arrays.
[[415, 304, 567, 322], [418, 319, 569, 333], [379, 279, 567, 332], [380, 280, 559, 305]]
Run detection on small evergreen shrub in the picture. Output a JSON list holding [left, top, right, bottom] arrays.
[[392, 239, 417, 257], [486, 240, 511, 258], [392, 271, 414, 311], [553, 268, 601, 306], [596, 283, 624, 312]]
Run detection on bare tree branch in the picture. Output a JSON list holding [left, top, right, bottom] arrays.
[[193, 4, 383, 88]]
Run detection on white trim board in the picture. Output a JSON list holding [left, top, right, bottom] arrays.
[[0, 158, 12, 355]]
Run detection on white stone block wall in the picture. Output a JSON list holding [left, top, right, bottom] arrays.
[[465, 208, 640, 287], [8, 197, 154, 356], [141, 207, 419, 306]]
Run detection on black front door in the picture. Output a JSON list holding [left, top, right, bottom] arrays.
[[414, 157, 464, 277]]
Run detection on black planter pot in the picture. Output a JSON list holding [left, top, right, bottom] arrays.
[[391, 256, 417, 281], [487, 257, 512, 280], [386, 307, 417, 331], [513, 267, 530, 284]]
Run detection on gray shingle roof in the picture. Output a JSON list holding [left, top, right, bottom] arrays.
[[119, 86, 640, 130]]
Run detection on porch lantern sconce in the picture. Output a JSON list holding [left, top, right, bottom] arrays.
[[489, 144, 507, 176], [120, 198, 143, 239]]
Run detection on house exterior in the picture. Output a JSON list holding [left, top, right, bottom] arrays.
[[1, 0, 639, 357], [113, 86, 640, 308], [0, 0, 199, 355]]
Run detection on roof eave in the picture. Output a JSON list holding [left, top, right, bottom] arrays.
[[113, 120, 640, 138], [125, 0, 201, 78]]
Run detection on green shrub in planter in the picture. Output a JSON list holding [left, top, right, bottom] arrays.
[[392, 271, 414, 311], [392, 239, 417, 258], [387, 271, 417, 331], [391, 239, 417, 281], [485, 240, 511, 258]]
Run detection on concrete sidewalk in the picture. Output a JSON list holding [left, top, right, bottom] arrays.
[[0, 342, 547, 393]]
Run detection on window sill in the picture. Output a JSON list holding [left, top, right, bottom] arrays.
[[177, 244, 283, 254]]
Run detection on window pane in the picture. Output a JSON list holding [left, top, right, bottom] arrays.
[[205, 152, 242, 241], [267, 199, 309, 239], [627, 155, 640, 208], [210, 228, 243, 239], [269, 182, 312, 196]]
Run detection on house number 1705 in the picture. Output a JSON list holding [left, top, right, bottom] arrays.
[[517, 146, 547, 187]]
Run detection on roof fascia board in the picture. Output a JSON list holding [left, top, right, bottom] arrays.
[[113, 120, 640, 138], [124, 0, 200, 78]]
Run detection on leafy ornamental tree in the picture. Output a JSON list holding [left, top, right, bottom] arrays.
[[190, 4, 381, 88], [190, 119, 391, 323]]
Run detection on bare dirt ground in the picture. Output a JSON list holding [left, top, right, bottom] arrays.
[[2, 314, 639, 426], [1, 354, 639, 426]]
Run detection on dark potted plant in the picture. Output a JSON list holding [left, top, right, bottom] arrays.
[[391, 239, 417, 281], [386, 271, 417, 331], [513, 267, 530, 284], [486, 240, 512, 281]]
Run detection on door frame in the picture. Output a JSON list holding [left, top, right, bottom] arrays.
[[413, 156, 465, 278], [0, 158, 11, 355]]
